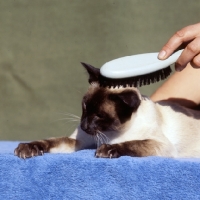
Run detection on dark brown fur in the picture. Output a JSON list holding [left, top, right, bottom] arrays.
[[95, 139, 161, 158], [81, 87, 140, 135], [15, 137, 78, 158]]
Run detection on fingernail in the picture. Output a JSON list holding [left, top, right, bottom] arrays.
[[158, 50, 166, 59], [175, 63, 185, 72]]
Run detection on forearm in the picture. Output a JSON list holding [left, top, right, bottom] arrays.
[[151, 63, 200, 108]]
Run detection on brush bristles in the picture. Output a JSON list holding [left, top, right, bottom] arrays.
[[99, 66, 172, 88]]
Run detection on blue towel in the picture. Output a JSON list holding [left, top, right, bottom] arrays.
[[1, 141, 200, 200]]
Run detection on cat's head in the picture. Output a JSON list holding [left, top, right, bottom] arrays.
[[80, 63, 141, 135]]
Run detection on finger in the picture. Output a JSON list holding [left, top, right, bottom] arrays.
[[175, 37, 200, 71], [158, 23, 200, 60], [190, 53, 200, 68]]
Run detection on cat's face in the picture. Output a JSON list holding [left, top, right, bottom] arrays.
[[80, 63, 141, 135]]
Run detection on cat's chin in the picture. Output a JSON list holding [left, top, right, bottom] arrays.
[[81, 128, 98, 136]]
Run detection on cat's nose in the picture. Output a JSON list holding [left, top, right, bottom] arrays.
[[81, 121, 95, 135]]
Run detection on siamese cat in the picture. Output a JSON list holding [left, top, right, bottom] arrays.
[[15, 63, 200, 159]]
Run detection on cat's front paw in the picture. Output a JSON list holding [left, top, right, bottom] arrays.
[[14, 142, 47, 159], [95, 144, 120, 158]]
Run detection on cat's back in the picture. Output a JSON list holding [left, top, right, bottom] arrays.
[[155, 100, 200, 155], [156, 100, 200, 121]]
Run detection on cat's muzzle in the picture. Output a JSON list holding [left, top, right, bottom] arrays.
[[80, 124, 98, 136]]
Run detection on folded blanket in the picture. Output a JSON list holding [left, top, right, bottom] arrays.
[[0, 141, 200, 200]]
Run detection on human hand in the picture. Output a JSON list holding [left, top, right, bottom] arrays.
[[158, 23, 200, 71]]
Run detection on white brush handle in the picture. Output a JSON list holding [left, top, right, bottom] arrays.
[[100, 50, 183, 79]]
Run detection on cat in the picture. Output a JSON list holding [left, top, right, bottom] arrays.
[[14, 63, 200, 159]]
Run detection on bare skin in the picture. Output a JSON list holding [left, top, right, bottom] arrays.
[[151, 63, 200, 108], [152, 23, 200, 107], [158, 22, 200, 71]]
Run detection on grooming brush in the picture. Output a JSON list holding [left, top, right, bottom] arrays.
[[99, 49, 183, 88]]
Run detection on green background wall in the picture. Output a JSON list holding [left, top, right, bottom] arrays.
[[0, 0, 200, 140]]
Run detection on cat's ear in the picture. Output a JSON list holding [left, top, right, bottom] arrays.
[[81, 62, 100, 84], [116, 90, 141, 111]]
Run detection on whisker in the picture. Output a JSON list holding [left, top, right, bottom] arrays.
[[56, 112, 80, 119], [102, 134, 108, 144], [98, 134, 102, 147], [52, 118, 80, 129], [75, 88, 83, 95], [62, 124, 76, 137], [54, 117, 80, 122], [97, 130, 110, 144], [98, 132, 105, 144], [64, 112, 80, 119], [93, 135, 98, 148], [96, 134, 101, 147], [96, 134, 99, 147], [100, 132, 109, 144], [62, 119, 81, 126], [64, 120, 80, 125], [98, 133, 104, 146]]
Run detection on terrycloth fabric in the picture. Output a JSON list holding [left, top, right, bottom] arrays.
[[1, 142, 200, 200]]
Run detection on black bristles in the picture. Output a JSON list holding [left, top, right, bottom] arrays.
[[99, 66, 172, 88]]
